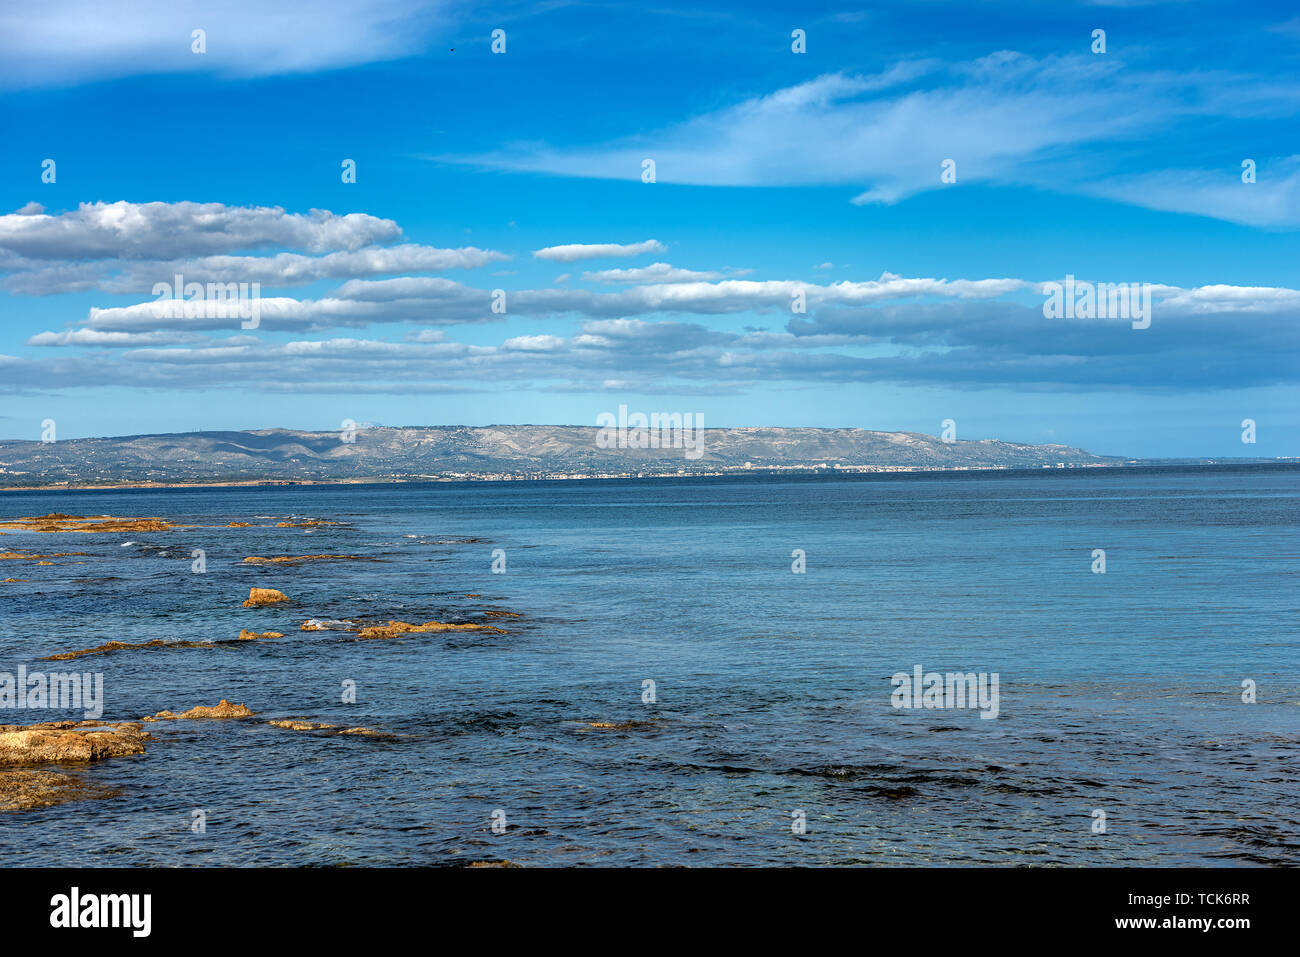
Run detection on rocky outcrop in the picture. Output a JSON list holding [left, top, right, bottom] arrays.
[[0, 720, 152, 765], [356, 620, 507, 639], [237, 629, 283, 641], [0, 514, 182, 533], [144, 699, 254, 721], [42, 639, 214, 661], [1, 550, 90, 561], [267, 718, 384, 737], [242, 554, 367, 566], [243, 587, 290, 607]]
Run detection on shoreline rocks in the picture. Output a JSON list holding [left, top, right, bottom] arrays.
[[0, 720, 152, 765]]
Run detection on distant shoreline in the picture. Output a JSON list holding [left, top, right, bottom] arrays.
[[2, 459, 1296, 493]]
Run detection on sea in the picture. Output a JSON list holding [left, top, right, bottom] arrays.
[[1, 465, 1297, 866]]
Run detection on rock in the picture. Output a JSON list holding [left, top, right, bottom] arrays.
[[243, 587, 290, 607], [237, 630, 284, 641], [1, 550, 90, 561], [242, 554, 368, 566], [227, 522, 254, 527], [0, 769, 119, 812], [0, 720, 151, 765], [468, 860, 522, 868], [145, 699, 254, 721], [0, 515, 181, 534], [2, 579, 26, 583], [300, 619, 325, 631], [274, 519, 345, 527], [42, 639, 213, 661], [586, 720, 655, 731], [484, 610, 522, 619], [267, 719, 337, 731], [266, 719, 384, 737], [356, 620, 507, 639]]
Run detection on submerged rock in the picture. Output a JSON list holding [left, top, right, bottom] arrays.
[[274, 519, 345, 527], [266, 718, 385, 737], [0, 769, 119, 812], [242, 554, 368, 566], [42, 638, 214, 661], [267, 718, 337, 731], [356, 620, 507, 639], [144, 699, 254, 721], [0, 720, 151, 765], [586, 720, 656, 731], [243, 587, 291, 607], [299, 619, 325, 631]]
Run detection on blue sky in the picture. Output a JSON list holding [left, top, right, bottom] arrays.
[[1, 0, 1298, 457]]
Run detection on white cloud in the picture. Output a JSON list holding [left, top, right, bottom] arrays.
[[533, 240, 666, 262], [0, 201, 401, 260], [452, 54, 1300, 225], [582, 262, 725, 283], [0, 0, 452, 88]]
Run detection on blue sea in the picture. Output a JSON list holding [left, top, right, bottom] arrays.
[[1, 466, 1297, 866]]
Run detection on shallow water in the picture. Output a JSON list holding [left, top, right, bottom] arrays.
[[1, 466, 1297, 865]]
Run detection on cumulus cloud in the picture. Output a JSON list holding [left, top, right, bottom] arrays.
[[0, 201, 402, 260], [533, 240, 666, 262], [582, 263, 726, 283]]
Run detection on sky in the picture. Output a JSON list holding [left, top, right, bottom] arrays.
[[1, 0, 1298, 458]]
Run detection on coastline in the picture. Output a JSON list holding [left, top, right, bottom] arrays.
[[1, 458, 1295, 493]]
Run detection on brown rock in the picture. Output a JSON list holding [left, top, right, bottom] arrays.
[[0, 515, 182, 534], [0, 769, 120, 812], [0, 720, 151, 765], [41, 638, 214, 661], [243, 587, 290, 607], [299, 619, 325, 631], [237, 630, 284, 641], [145, 699, 254, 721], [267, 719, 337, 731], [242, 554, 367, 566], [586, 720, 656, 731], [356, 619, 507, 640]]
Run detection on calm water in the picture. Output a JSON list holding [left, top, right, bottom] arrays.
[[1, 466, 1297, 866]]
